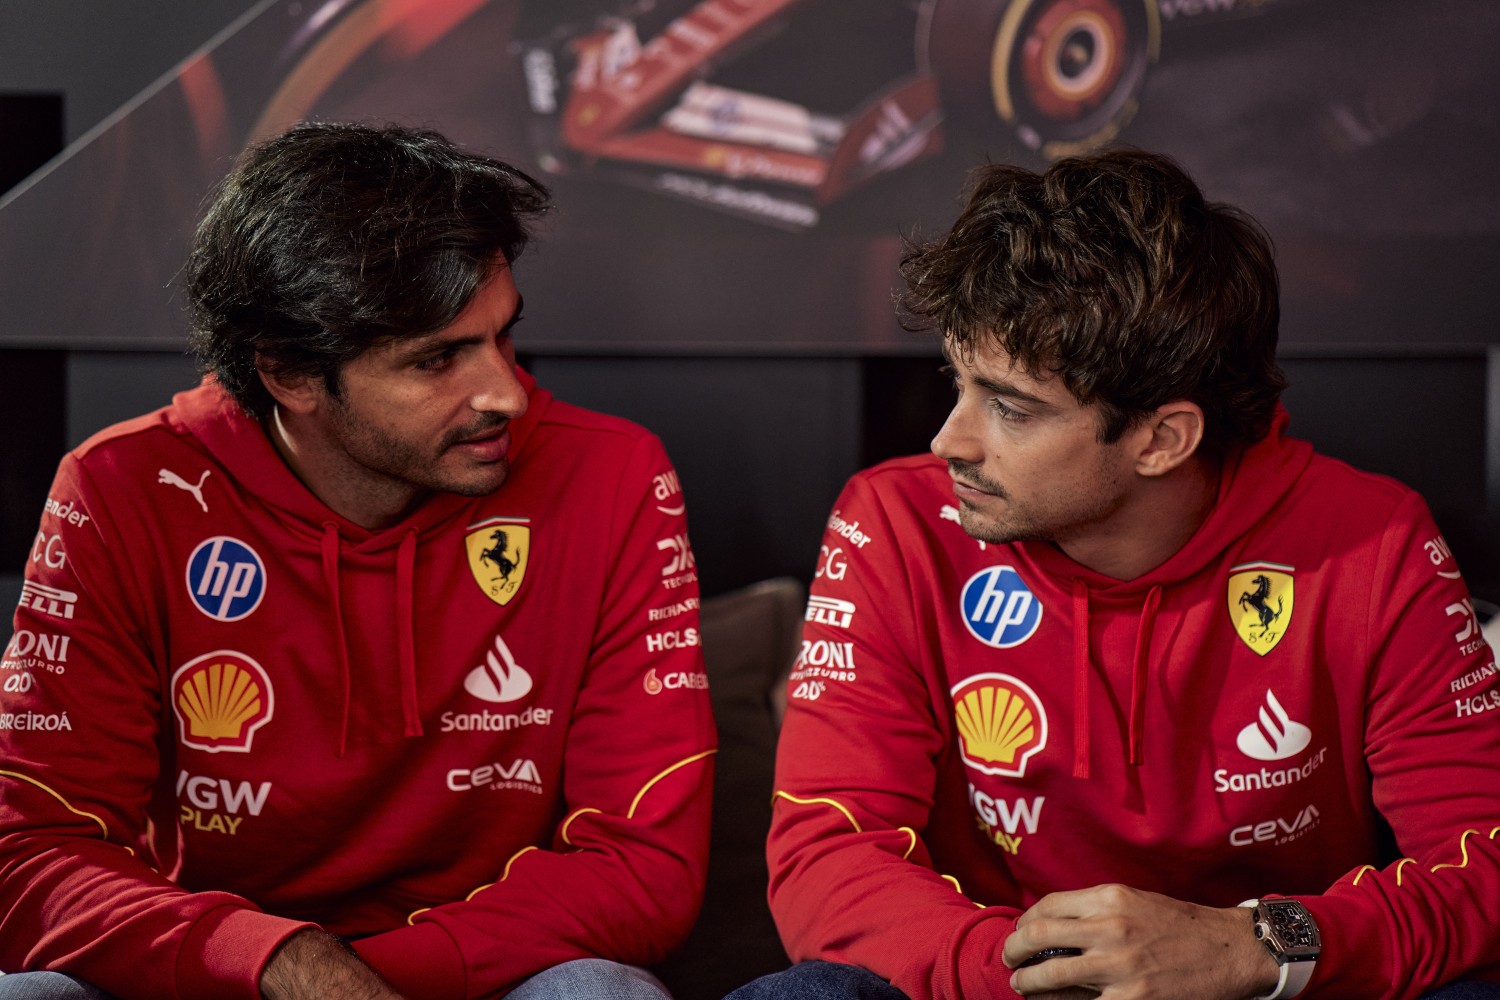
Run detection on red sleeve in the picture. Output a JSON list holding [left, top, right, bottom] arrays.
[[767, 473, 1019, 1000], [1293, 493, 1500, 999], [0, 454, 312, 1000], [353, 436, 716, 998]]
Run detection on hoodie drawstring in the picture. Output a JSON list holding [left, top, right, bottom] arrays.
[[1071, 580, 1164, 776], [396, 530, 423, 737], [320, 524, 425, 754], [1129, 586, 1163, 766], [1071, 581, 1091, 780], [321, 523, 353, 759]]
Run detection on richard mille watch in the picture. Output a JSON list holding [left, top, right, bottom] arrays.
[[1241, 898, 1321, 1000]]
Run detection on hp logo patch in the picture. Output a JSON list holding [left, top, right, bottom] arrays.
[[961, 566, 1042, 648], [186, 537, 266, 622]]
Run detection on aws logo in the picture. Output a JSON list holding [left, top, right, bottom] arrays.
[[951, 673, 1048, 778], [171, 650, 274, 753]]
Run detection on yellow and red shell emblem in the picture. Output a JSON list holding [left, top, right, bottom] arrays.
[[951, 673, 1048, 778], [171, 650, 274, 753]]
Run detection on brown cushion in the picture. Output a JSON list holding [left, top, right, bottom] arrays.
[[654, 578, 804, 1000]]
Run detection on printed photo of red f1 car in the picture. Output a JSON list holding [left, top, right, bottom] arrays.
[[514, 0, 1303, 227]]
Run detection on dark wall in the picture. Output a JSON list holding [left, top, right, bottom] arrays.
[[9, 349, 1495, 611]]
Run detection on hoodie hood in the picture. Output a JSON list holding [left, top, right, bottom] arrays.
[[168, 366, 553, 755], [1017, 407, 1314, 777]]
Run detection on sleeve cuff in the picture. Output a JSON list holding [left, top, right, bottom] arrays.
[[353, 920, 467, 999], [1291, 893, 1382, 1000], [175, 904, 316, 1000]]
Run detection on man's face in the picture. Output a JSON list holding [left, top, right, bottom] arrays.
[[931, 339, 1136, 548], [319, 264, 530, 503]]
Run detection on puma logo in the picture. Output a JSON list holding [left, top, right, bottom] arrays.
[[158, 468, 210, 512]]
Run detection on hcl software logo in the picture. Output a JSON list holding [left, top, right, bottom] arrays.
[[186, 537, 266, 622], [961, 566, 1043, 648]]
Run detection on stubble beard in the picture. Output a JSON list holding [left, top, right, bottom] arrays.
[[330, 398, 511, 501]]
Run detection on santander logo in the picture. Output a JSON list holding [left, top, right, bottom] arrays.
[[1236, 689, 1311, 762], [464, 634, 533, 704]]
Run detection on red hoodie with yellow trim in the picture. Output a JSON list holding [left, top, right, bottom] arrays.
[[769, 411, 1500, 999], [0, 370, 715, 999]]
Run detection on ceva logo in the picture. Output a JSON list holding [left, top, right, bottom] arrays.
[[960, 566, 1043, 648], [1236, 689, 1312, 762], [186, 537, 266, 622]]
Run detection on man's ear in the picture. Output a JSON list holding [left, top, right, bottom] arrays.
[[1133, 401, 1205, 478], [256, 359, 323, 416]]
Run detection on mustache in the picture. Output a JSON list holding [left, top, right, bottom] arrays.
[[947, 459, 1006, 498], [444, 414, 508, 448]]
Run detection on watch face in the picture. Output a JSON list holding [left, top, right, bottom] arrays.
[[1260, 901, 1321, 958], [1270, 906, 1318, 949]]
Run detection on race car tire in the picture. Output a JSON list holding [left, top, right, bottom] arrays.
[[928, 0, 1160, 159]]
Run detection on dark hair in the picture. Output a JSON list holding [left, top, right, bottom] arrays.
[[187, 122, 551, 419], [899, 149, 1285, 457]]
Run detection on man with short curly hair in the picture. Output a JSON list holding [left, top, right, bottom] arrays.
[[732, 150, 1500, 1000], [0, 123, 714, 1000]]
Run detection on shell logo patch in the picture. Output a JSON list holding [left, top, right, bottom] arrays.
[[171, 650, 274, 753], [951, 673, 1048, 778], [1228, 562, 1295, 656], [465, 517, 531, 606]]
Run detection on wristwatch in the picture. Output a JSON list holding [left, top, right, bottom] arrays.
[[1241, 898, 1320, 1000]]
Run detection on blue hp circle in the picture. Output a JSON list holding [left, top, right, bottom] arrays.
[[960, 566, 1042, 648], [185, 537, 266, 622]]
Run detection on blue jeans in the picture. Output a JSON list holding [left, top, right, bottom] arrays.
[[0, 975, 113, 1000], [721, 961, 1500, 1000], [724, 962, 908, 1000], [0, 958, 672, 1000]]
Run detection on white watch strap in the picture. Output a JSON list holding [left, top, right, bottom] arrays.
[[1278, 958, 1315, 999], [1241, 900, 1315, 1000]]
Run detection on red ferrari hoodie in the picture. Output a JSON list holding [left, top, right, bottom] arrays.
[[769, 411, 1500, 999], [0, 370, 715, 999]]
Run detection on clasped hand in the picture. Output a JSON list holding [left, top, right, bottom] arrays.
[[1001, 884, 1279, 1000]]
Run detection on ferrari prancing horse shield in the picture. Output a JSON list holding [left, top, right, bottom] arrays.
[[466, 517, 531, 606], [1227, 562, 1294, 656]]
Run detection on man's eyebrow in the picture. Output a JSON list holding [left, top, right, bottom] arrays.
[[942, 343, 1054, 408], [970, 373, 1052, 408], [393, 295, 526, 359]]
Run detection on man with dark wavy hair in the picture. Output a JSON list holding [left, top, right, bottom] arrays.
[[0, 123, 714, 1000], [731, 151, 1500, 1000]]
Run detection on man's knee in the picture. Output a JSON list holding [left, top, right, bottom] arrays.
[[723, 961, 911, 1000], [1420, 984, 1500, 1000], [507, 958, 672, 1000], [0, 973, 116, 1000]]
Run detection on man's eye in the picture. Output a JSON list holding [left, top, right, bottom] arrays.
[[414, 350, 457, 372], [988, 398, 1028, 422]]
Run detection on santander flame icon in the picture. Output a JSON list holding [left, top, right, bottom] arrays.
[[464, 634, 534, 703], [1236, 689, 1311, 762]]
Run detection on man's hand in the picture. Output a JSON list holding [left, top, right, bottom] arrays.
[[261, 929, 407, 1000], [1001, 884, 1280, 1000]]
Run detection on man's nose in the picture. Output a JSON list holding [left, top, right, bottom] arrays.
[[470, 346, 529, 420], [931, 399, 981, 465]]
